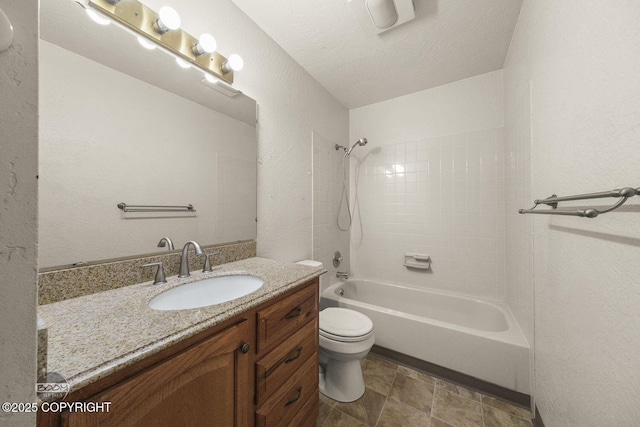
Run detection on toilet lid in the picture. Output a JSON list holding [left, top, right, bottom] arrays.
[[320, 308, 373, 339]]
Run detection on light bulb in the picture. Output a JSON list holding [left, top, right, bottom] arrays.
[[137, 36, 156, 50], [222, 54, 243, 73], [193, 33, 217, 56], [154, 6, 181, 34], [175, 57, 191, 69], [86, 9, 110, 26]]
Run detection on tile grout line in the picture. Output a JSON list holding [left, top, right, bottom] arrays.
[[374, 367, 399, 427], [429, 378, 437, 421]]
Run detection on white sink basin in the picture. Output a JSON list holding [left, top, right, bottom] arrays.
[[149, 275, 264, 311]]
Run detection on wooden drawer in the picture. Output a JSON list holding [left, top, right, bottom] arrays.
[[255, 357, 319, 427], [255, 320, 317, 406], [286, 389, 319, 427], [256, 282, 318, 354]]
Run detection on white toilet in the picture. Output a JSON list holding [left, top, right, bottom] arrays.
[[318, 307, 375, 402], [294, 260, 375, 402]]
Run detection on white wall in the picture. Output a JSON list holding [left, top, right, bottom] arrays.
[[505, 1, 640, 425], [312, 132, 349, 293], [39, 41, 256, 268], [0, 0, 38, 426], [349, 71, 506, 299]]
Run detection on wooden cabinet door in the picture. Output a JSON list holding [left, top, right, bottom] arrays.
[[63, 321, 251, 427]]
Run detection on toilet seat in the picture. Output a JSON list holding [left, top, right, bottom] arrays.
[[320, 308, 373, 343]]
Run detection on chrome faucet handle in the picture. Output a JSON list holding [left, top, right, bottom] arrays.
[[202, 251, 219, 273], [157, 237, 174, 251], [142, 262, 167, 285]]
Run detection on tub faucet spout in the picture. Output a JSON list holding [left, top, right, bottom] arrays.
[[336, 271, 349, 280]]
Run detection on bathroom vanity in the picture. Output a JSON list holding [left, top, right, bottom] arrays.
[[37, 258, 322, 427]]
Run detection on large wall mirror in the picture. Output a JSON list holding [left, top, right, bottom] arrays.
[[39, 0, 257, 269]]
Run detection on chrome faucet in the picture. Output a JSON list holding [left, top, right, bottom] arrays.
[[336, 271, 349, 280], [178, 241, 204, 278], [157, 236, 174, 251]]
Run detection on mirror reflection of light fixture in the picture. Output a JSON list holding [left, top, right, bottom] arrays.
[[204, 73, 219, 84], [0, 7, 13, 52], [153, 6, 181, 34], [86, 9, 110, 26], [137, 36, 156, 50], [175, 57, 191, 69], [77, 0, 243, 85], [192, 33, 216, 56]]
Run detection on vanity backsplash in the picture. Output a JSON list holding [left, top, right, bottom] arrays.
[[38, 240, 256, 305]]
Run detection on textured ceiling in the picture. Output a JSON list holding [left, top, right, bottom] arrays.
[[232, 0, 523, 108]]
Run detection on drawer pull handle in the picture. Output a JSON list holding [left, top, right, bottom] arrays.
[[240, 343, 251, 354], [285, 346, 303, 364], [284, 307, 302, 319], [265, 346, 305, 378], [284, 387, 302, 407]]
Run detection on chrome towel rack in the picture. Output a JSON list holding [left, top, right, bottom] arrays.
[[117, 203, 196, 213], [518, 187, 639, 218]]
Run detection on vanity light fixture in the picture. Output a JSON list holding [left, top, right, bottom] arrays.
[[192, 33, 217, 56], [222, 53, 244, 73], [153, 6, 181, 34], [77, 0, 242, 85]]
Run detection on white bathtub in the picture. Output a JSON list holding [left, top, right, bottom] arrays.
[[320, 279, 530, 393]]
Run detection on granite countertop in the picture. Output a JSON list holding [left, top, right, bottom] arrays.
[[37, 257, 324, 394]]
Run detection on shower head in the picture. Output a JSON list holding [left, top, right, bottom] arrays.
[[346, 137, 368, 155]]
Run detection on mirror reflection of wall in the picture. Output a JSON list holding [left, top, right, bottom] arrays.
[[38, 9, 257, 269]]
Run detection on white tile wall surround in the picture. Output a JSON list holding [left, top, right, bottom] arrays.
[[312, 132, 350, 293], [351, 128, 506, 300]]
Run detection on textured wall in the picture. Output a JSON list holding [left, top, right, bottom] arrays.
[[349, 71, 506, 299], [0, 0, 38, 426], [505, 1, 640, 425], [141, 0, 349, 262], [39, 41, 256, 268]]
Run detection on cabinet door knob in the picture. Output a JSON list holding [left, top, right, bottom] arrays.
[[240, 343, 251, 354]]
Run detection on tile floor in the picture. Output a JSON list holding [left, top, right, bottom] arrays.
[[317, 354, 533, 427]]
